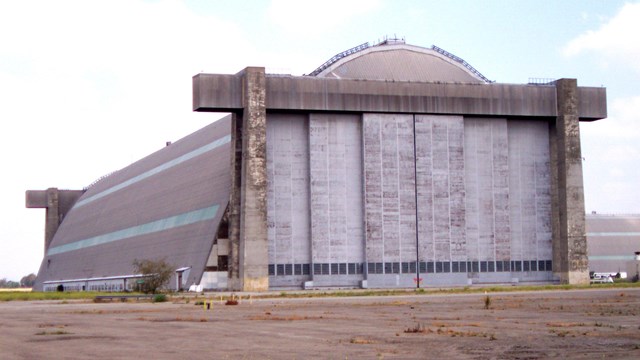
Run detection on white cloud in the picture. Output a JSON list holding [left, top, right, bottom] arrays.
[[267, 0, 382, 37], [581, 96, 640, 140], [581, 95, 640, 214], [564, 2, 640, 73]]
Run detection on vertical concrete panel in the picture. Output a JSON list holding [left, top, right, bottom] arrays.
[[363, 115, 384, 264], [492, 120, 510, 262], [415, 115, 464, 263], [508, 120, 552, 263], [266, 114, 310, 269], [363, 113, 416, 265], [534, 122, 553, 262], [464, 118, 509, 262], [463, 120, 480, 261], [448, 119, 466, 261], [310, 114, 364, 265], [415, 116, 434, 261]]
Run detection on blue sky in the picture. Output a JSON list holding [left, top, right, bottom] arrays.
[[1, 0, 638, 281]]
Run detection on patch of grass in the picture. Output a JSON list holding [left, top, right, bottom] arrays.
[[35, 330, 72, 336], [152, 294, 167, 303], [0, 291, 147, 302], [350, 337, 375, 344], [248, 314, 324, 321], [404, 323, 430, 333]]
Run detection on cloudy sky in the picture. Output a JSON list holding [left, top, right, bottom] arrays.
[[1, 0, 638, 281]]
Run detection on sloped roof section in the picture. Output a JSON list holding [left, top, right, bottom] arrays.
[[310, 41, 492, 84], [34, 116, 232, 290]]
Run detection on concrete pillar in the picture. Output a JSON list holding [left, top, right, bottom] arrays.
[[551, 79, 589, 284], [227, 113, 242, 289], [236, 67, 269, 291], [26, 188, 84, 253]]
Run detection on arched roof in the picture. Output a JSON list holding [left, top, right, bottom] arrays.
[[310, 41, 492, 84]]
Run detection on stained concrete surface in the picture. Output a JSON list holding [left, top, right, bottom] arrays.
[[1, 288, 639, 359]]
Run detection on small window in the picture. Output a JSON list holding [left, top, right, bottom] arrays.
[[459, 261, 467, 273], [339, 263, 347, 275], [331, 263, 339, 275], [322, 263, 330, 275], [443, 262, 450, 273], [384, 263, 392, 274], [218, 255, 229, 271], [268, 265, 275, 276], [488, 261, 495, 272], [427, 262, 434, 273]]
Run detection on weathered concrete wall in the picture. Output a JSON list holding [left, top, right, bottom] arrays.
[[237, 67, 269, 291], [363, 114, 417, 269], [553, 79, 589, 284], [507, 120, 552, 266], [26, 188, 84, 252], [227, 113, 242, 289], [193, 73, 607, 121], [266, 113, 311, 286], [309, 114, 365, 285]]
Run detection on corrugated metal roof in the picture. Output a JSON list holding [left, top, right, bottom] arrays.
[[34, 116, 232, 290]]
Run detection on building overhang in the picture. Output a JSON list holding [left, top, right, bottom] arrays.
[[193, 71, 607, 121]]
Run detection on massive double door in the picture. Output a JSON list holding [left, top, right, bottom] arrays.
[[267, 113, 554, 288]]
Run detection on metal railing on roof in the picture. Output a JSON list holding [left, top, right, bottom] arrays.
[[528, 78, 557, 86], [307, 42, 370, 76], [83, 170, 119, 191], [431, 45, 494, 83]]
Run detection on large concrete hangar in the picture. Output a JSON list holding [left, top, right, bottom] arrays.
[[29, 40, 607, 291]]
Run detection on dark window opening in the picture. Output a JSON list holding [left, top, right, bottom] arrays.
[[218, 255, 229, 272]]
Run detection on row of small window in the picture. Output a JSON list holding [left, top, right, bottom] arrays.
[[268, 263, 364, 276], [268, 260, 553, 276], [367, 260, 553, 274]]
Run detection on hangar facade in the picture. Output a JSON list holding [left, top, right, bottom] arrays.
[[29, 40, 608, 291]]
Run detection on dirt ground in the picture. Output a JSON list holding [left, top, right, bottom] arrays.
[[1, 287, 639, 359]]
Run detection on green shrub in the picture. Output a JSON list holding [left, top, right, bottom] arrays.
[[153, 294, 167, 303]]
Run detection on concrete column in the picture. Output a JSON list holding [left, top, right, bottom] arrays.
[[237, 67, 269, 291], [227, 113, 242, 289], [552, 79, 589, 284], [26, 188, 84, 253]]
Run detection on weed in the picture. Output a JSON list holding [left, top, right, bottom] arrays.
[[404, 323, 430, 333], [152, 294, 167, 303], [35, 330, 72, 336], [484, 296, 492, 310], [350, 337, 375, 344]]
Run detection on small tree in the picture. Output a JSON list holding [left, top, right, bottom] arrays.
[[20, 273, 37, 288], [132, 258, 173, 294]]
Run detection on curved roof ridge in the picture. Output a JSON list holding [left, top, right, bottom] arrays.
[[308, 42, 493, 84]]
